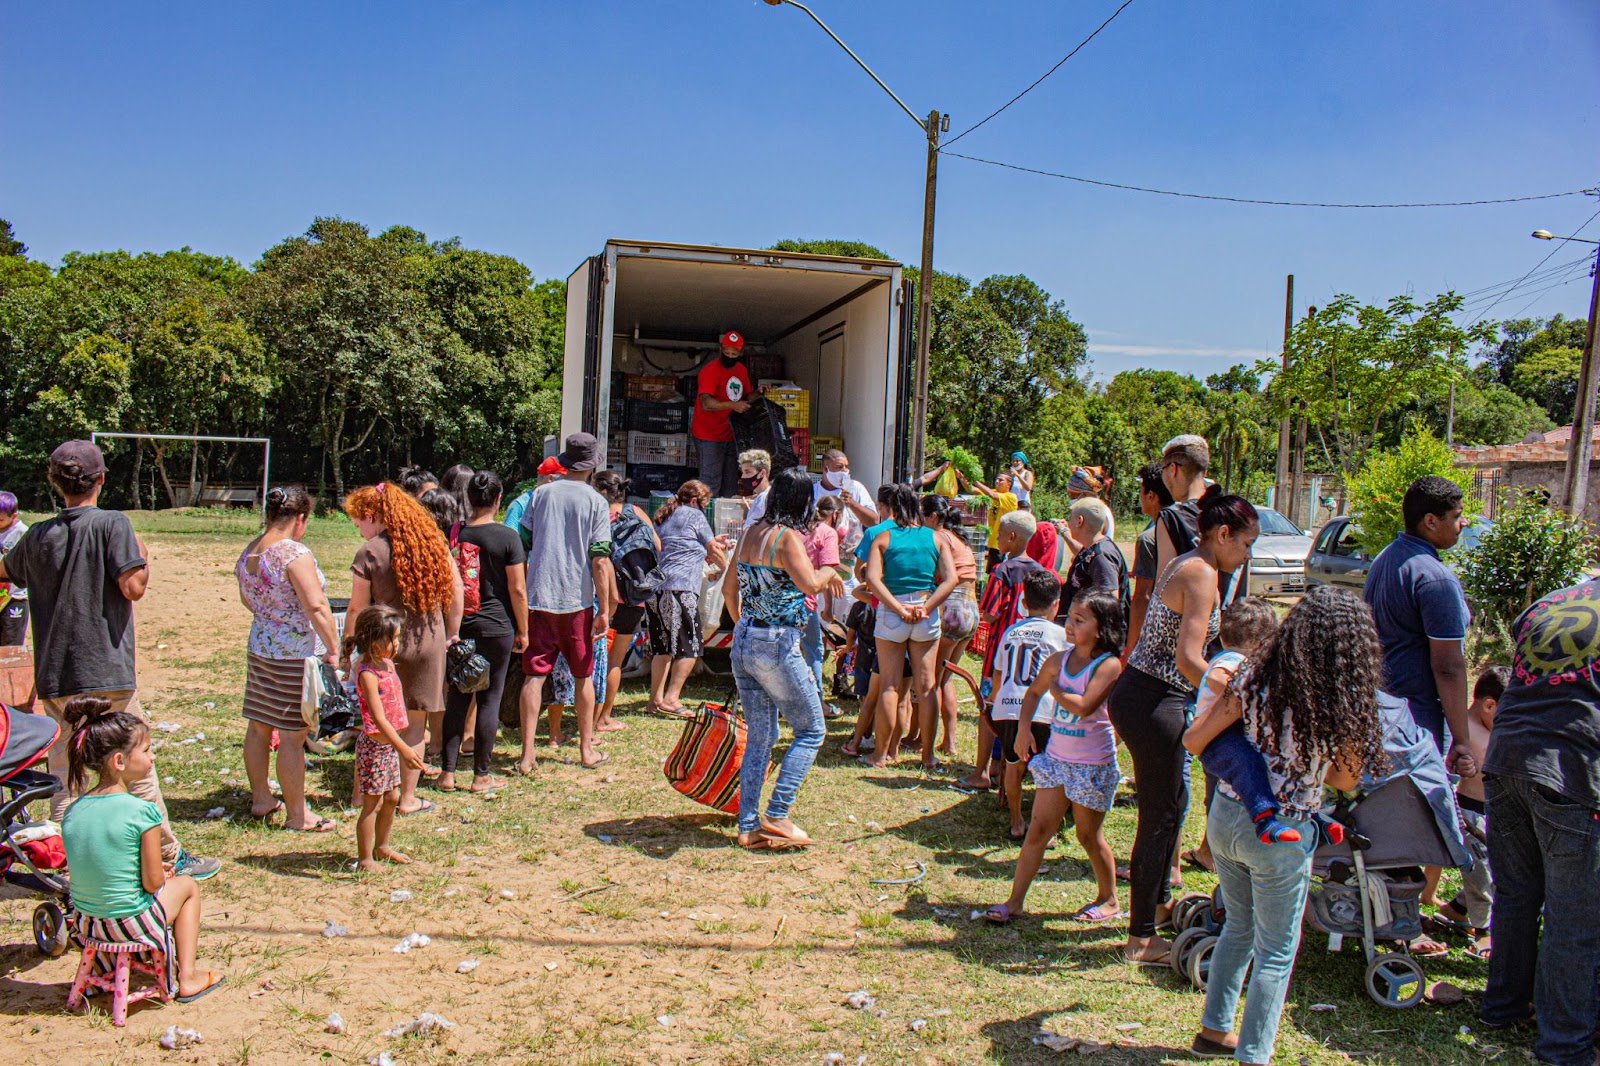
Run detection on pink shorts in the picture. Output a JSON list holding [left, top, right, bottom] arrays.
[[524, 608, 595, 678]]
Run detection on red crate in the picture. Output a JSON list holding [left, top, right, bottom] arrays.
[[787, 428, 809, 469]]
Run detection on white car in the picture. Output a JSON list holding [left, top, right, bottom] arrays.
[[1248, 507, 1312, 597]]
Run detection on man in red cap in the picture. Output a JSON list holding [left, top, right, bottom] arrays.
[[691, 330, 753, 497]]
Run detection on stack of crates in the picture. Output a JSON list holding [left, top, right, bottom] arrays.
[[787, 428, 810, 471], [763, 383, 810, 429]]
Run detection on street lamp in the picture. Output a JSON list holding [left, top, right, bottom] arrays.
[[1531, 228, 1600, 516], [763, 0, 945, 481]]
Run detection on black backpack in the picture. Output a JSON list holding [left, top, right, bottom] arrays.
[[611, 506, 665, 605]]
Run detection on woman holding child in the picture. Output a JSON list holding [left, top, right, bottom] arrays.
[[343, 482, 463, 816], [1108, 486, 1258, 966], [234, 486, 340, 832], [1182, 586, 1386, 1064]]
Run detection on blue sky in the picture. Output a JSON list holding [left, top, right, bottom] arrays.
[[3, 1, 1596, 382]]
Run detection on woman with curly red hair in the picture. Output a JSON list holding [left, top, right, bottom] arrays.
[[343, 482, 463, 816]]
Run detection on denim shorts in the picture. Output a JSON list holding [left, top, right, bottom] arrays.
[[875, 592, 942, 644]]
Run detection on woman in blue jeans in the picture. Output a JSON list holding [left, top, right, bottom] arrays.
[[1182, 586, 1386, 1064], [722, 467, 843, 850]]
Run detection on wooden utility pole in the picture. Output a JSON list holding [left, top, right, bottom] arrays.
[[909, 109, 941, 481], [1560, 245, 1600, 516], [1274, 275, 1294, 515]]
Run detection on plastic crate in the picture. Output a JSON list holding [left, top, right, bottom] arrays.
[[764, 385, 810, 429], [787, 428, 810, 470], [808, 434, 843, 471], [628, 431, 690, 466], [629, 463, 692, 495], [627, 398, 689, 434]]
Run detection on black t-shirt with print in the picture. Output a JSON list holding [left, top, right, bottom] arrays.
[[456, 522, 527, 639]]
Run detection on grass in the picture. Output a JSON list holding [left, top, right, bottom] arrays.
[[0, 510, 1511, 1064]]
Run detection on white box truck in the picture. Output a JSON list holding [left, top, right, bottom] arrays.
[[561, 240, 914, 489]]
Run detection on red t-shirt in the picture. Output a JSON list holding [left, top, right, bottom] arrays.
[[691, 359, 752, 443]]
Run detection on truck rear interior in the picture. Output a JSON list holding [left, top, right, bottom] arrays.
[[600, 246, 904, 496]]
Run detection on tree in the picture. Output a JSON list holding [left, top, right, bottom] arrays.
[[0, 220, 25, 258], [1345, 425, 1474, 557], [1206, 390, 1267, 493], [1480, 314, 1590, 423], [1456, 494, 1597, 622], [972, 274, 1089, 391], [1509, 344, 1582, 425], [769, 238, 893, 260], [1263, 291, 1495, 484], [246, 217, 443, 499]]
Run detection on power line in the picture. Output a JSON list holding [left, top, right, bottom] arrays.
[[1459, 255, 1592, 303], [943, 0, 1137, 148], [1468, 205, 1600, 325], [942, 150, 1598, 209], [1504, 269, 1595, 321]]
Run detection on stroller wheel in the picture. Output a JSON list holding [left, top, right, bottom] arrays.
[[1187, 934, 1220, 991], [1365, 952, 1425, 1009], [33, 901, 68, 958], [1172, 892, 1209, 931], [1170, 926, 1209, 979]]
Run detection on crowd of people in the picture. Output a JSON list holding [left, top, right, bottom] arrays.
[[2, 424, 1598, 1065]]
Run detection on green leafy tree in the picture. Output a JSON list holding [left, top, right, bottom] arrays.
[[1457, 494, 1597, 623], [0, 220, 25, 258], [246, 217, 443, 499], [1345, 425, 1475, 557], [1401, 366, 1553, 446], [769, 238, 892, 260], [1264, 292, 1495, 484], [1509, 344, 1583, 425]]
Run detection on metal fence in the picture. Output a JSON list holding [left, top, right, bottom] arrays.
[[1470, 468, 1505, 519]]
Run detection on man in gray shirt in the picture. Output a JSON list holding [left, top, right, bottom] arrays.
[[517, 433, 616, 772], [0, 441, 219, 879]]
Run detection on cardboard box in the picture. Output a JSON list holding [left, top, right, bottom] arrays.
[[624, 374, 681, 402]]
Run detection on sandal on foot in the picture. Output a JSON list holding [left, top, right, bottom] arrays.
[[983, 904, 1023, 925], [1181, 848, 1214, 873], [396, 800, 436, 817], [176, 972, 227, 1003], [1070, 902, 1124, 924], [283, 817, 337, 833], [252, 800, 286, 821]]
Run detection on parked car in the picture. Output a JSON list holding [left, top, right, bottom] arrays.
[[1248, 507, 1313, 597], [1304, 514, 1493, 591]]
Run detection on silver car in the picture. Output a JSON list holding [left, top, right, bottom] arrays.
[[1248, 507, 1312, 597], [1304, 515, 1493, 590]]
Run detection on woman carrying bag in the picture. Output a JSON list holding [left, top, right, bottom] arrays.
[[234, 486, 340, 832]]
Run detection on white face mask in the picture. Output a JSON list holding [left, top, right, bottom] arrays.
[[821, 469, 845, 490]]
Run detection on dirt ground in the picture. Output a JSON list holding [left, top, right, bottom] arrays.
[[0, 513, 1507, 1065]]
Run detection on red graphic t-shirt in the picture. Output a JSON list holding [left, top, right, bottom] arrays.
[[691, 359, 752, 443]]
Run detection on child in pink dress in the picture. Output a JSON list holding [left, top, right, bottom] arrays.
[[345, 604, 425, 872]]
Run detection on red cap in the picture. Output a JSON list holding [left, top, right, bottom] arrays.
[[720, 330, 744, 351], [537, 456, 567, 476]]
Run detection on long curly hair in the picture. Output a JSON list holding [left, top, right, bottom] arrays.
[[343, 482, 454, 615], [1235, 585, 1386, 778]]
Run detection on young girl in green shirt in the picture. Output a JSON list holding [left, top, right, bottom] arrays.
[[60, 696, 224, 1002]]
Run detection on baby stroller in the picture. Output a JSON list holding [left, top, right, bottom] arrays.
[[1305, 693, 1472, 1009], [0, 702, 72, 957]]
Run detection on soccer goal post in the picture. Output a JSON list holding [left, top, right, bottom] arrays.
[[89, 432, 272, 513]]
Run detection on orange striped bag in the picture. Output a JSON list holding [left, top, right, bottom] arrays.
[[663, 694, 752, 814]]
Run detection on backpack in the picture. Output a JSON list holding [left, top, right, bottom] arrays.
[[610, 506, 665, 605], [448, 522, 482, 614]]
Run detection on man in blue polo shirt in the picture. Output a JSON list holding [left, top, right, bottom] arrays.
[[1362, 476, 1475, 778]]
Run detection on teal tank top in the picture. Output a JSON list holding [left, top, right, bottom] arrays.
[[880, 524, 940, 597]]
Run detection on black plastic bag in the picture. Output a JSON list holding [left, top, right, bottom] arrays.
[[316, 662, 360, 739], [730, 396, 801, 473], [446, 639, 492, 694]]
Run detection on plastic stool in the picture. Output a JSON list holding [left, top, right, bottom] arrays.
[[66, 940, 169, 1025]]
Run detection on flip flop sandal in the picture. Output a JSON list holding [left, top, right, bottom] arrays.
[[581, 754, 612, 770], [1409, 936, 1451, 958], [252, 800, 286, 821], [176, 972, 228, 1003], [471, 777, 509, 792], [1007, 828, 1029, 842], [736, 834, 771, 850], [397, 800, 437, 817], [284, 817, 338, 833], [1181, 848, 1215, 872], [984, 904, 1023, 925], [1070, 903, 1124, 924], [1124, 949, 1173, 968], [1466, 939, 1492, 961]]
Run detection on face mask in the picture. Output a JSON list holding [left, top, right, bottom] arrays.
[[820, 470, 843, 489], [739, 476, 762, 494], [720, 354, 739, 368]]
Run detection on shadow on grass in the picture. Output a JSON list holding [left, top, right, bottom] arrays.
[[978, 1007, 1191, 1064], [582, 811, 736, 858], [233, 849, 353, 879]]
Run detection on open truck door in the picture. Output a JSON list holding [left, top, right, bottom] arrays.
[[561, 255, 606, 439], [893, 276, 915, 482]]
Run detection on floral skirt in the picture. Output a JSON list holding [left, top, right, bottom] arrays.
[[356, 733, 401, 795], [1028, 754, 1121, 812]]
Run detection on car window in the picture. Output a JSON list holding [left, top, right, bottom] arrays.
[[1313, 524, 1338, 554], [1330, 525, 1363, 559], [1254, 509, 1300, 536]]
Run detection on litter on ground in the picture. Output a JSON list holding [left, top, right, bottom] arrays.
[[392, 932, 432, 954], [381, 1011, 456, 1037], [159, 1025, 203, 1050]]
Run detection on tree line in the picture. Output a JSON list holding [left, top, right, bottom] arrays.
[[0, 220, 1579, 516]]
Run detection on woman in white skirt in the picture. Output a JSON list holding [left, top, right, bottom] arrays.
[[235, 486, 340, 832]]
